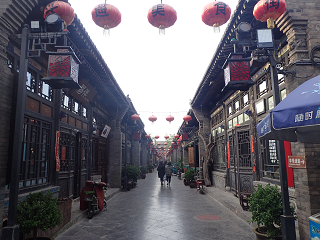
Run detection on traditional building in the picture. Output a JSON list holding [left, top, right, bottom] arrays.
[[0, 0, 147, 238], [189, 0, 320, 239]]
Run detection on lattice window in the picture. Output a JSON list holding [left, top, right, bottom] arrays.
[[261, 139, 280, 180], [241, 91, 249, 108], [237, 131, 252, 168], [256, 73, 270, 99]]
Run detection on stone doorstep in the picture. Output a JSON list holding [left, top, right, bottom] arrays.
[[52, 188, 121, 239]]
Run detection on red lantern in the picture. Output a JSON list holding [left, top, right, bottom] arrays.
[[157, 142, 161, 145], [164, 142, 168, 145], [43, 1, 75, 29], [42, 47, 80, 89], [166, 115, 174, 123], [131, 114, 140, 124], [222, 53, 254, 91], [253, 0, 286, 29], [183, 115, 192, 124], [147, 3, 177, 35], [145, 134, 150, 139], [92, 3, 121, 35], [201, 1, 231, 33], [164, 135, 169, 139], [155, 135, 159, 139], [174, 134, 179, 139], [149, 114, 157, 123], [150, 142, 154, 145]]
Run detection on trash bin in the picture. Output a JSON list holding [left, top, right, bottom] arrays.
[[309, 212, 320, 240]]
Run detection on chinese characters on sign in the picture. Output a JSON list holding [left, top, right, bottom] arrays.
[[152, 4, 165, 17], [295, 110, 320, 123], [269, 140, 278, 164], [288, 155, 306, 168], [94, 4, 109, 17], [55, 131, 60, 171], [215, 2, 228, 15], [101, 124, 111, 139], [264, 0, 280, 10], [188, 147, 194, 165], [70, 79, 97, 105]]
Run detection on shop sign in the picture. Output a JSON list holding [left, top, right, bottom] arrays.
[[55, 131, 60, 171], [188, 147, 194, 165], [70, 79, 97, 105], [288, 155, 306, 168], [101, 124, 111, 139]]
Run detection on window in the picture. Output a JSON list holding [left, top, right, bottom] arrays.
[[259, 81, 267, 96], [267, 96, 274, 110], [62, 95, 70, 110], [242, 93, 249, 107], [82, 107, 87, 118], [280, 89, 287, 100], [26, 70, 37, 92], [235, 100, 239, 113], [39, 81, 52, 100], [20, 117, 50, 188], [73, 102, 79, 114]]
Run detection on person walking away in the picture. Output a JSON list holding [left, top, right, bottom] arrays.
[[157, 161, 165, 185], [165, 162, 173, 186]]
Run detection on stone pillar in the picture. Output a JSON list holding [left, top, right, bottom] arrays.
[[141, 142, 148, 167], [108, 108, 128, 188], [131, 139, 140, 167]]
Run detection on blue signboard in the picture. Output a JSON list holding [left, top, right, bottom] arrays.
[[310, 219, 320, 240]]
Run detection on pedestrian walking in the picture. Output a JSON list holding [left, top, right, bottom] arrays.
[[157, 161, 165, 185], [165, 162, 173, 186]]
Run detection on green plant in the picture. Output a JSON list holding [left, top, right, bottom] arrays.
[[140, 166, 147, 174], [122, 165, 140, 181], [184, 169, 195, 181], [17, 191, 62, 240], [147, 164, 153, 170], [248, 184, 295, 238]]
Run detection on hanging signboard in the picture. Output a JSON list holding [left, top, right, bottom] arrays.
[[288, 155, 306, 168], [188, 147, 194, 165], [70, 79, 97, 105], [55, 131, 60, 171], [101, 124, 111, 139]]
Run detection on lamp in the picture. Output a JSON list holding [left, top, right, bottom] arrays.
[[257, 29, 274, 49], [30, 20, 41, 33], [42, 46, 81, 89], [44, 13, 64, 32]]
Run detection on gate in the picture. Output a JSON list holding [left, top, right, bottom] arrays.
[[228, 125, 253, 197]]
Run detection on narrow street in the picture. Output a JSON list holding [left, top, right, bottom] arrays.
[[57, 172, 255, 240]]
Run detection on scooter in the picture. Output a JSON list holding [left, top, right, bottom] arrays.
[[83, 181, 107, 219]]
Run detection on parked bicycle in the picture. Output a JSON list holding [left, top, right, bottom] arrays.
[[80, 181, 107, 219]]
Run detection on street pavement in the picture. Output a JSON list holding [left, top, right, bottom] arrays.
[[56, 171, 256, 240]]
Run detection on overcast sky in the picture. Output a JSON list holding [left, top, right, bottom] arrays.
[[68, 0, 240, 140]]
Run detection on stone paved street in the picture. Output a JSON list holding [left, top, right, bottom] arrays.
[[56, 171, 256, 240]]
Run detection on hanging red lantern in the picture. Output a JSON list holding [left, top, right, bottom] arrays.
[[164, 142, 168, 145], [150, 142, 154, 145], [147, 2, 177, 35], [145, 134, 150, 139], [164, 135, 169, 139], [174, 134, 179, 139], [183, 115, 192, 124], [166, 115, 174, 123], [131, 114, 140, 124], [43, 1, 75, 29], [155, 135, 159, 139], [149, 114, 157, 123], [253, 0, 286, 29], [92, 3, 121, 35], [201, 1, 231, 33]]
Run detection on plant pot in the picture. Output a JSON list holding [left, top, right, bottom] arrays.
[[253, 227, 282, 240], [141, 174, 146, 179], [189, 182, 196, 188], [183, 179, 190, 186]]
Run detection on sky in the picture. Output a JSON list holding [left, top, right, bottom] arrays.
[[68, 0, 240, 141]]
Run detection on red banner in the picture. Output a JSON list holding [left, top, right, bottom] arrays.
[[55, 131, 60, 171]]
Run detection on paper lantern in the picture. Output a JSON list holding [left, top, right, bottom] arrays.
[[183, 115, 192, 124], [43, 1, 75, 29], [131, 114, 140, 124], [149, 114, 157, 123], [92, 3, 121, 35], [155, 135, 159, 139], [201, 1, 231, 33], [253, 0, 286, 29], [147, 3, 177, 35], [166, 115, 174, 123]]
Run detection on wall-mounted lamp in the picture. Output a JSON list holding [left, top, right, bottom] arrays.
[[257, 29, 274, 49], [244, 110, 252, 117], [59, 111, 66, 120]]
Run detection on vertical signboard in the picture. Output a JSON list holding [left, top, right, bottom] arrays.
[[55, 131, 60, 171], [188, 147, 194, 165]]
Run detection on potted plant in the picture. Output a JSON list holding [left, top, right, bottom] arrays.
[[122, 165, 140, 188], [147, 164, 153, 173], [17, 191, 62, 240], [248, 183, 295, 240], [140, 166, 147, 179], [184, 169, 195, 186]]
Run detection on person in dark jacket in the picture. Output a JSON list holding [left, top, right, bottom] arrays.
[[165, 162, 173, 186], [157, 161, 165, 185]]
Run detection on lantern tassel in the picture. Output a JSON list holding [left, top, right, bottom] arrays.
[[267, 18, 275, 29], [213, 23, 220, 33], [159, 25, 165, 35], [103, 25, 110, 36]]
